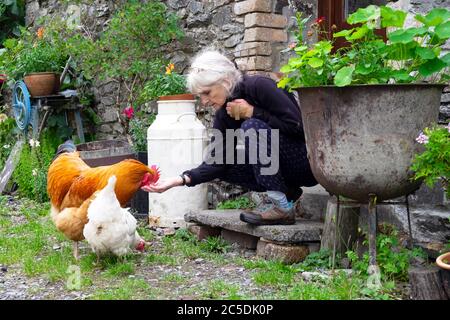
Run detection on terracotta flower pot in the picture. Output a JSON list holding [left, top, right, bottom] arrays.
[[158, 93, 195, 101], [436, 252, 450, 271], [23, 72, 60, 97]]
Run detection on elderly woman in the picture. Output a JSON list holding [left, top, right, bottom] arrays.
[[143, 50, 317, 225]]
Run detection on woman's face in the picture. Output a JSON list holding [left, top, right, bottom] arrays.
[[197, 83, 230, 111]]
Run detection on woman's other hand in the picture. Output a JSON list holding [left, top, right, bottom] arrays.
[[226, 99, 254, 120], [141, 176, 183, 193]]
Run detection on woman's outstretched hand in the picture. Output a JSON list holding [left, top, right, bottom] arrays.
[[141, 176, 183, 193]]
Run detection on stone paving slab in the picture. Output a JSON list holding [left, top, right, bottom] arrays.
[[184, 210, 323, 243]]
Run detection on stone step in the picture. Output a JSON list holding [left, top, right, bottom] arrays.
[[184, 209, 323, 243]]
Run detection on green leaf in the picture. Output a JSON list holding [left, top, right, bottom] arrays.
[[418, 58, 447, 76], [435, 21, 450, 40], [381, 6, 406, 28], [294, 45, 308, 52], [355, 63, 372, 75], [347, 5, 380, 25], [388, 27, 428, 44], [315, 41, 333, 54], [334, 65, 355, 87], [333, 29, 353, 38], [441, 52, 450, 65], [277, 77, 289, 89], [386, 41, 419, 60], [308, 57, 323, 68], [348, 25, 369, 40], [280, 64, 292, 73], [415, 8, 450, 27], [390, 70, 413, 82], [416, 47, 436, 60]]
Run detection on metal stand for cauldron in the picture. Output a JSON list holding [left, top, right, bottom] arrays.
[[331, 193, 414, 269]]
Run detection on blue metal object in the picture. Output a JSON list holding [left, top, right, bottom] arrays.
[[12, 81, 31, 131], [11, 81, 85, 143]]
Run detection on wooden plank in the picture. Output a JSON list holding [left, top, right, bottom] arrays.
[[0, 140, 24, 194]]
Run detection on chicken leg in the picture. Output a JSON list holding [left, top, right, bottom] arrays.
[[73, 241, 79, 260]]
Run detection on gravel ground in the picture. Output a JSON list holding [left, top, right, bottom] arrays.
[[0, 243, 278, 300], [0, 195, 411, 300]]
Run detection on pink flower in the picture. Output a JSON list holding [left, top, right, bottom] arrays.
[[123, 106, 134, 119], [416, 132, 429, 144]]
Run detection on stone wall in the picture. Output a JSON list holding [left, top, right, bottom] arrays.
[[24, 0, 449, 136], [24, 0, 319, 138]]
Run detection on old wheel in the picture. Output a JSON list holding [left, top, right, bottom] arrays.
[[12, 81, 32, 131]]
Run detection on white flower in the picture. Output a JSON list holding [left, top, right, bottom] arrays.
[[29, 139, 40, 148], [32, 169, 38, 176], [3, 144, 10, 149]]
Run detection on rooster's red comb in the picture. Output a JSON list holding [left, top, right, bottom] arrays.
[[149, 165, 160, 183]]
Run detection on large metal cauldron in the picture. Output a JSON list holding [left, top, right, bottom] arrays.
[[297, 84, 445, 202]]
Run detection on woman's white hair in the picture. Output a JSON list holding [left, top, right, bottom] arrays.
[[187, 49, 242, 95]]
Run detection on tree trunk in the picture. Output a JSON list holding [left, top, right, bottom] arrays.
[[409, 266, 449, 300], [321, 197, 360, 256]]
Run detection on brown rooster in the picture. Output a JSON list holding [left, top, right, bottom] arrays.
[[47, 140, 159, 260]]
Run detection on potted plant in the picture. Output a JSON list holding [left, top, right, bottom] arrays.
[[437, 250, 450, 271], [139, 62, 191, 102], [1, 26, 68, 96], [278, 5, 450, 203]]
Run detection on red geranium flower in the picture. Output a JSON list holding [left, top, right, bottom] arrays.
[[315, 16, 325, 24], [123, 106, 134, 119]]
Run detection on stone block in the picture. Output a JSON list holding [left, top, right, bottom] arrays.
[[244, 27, 287, 42], [245, 13, 287, 29], [234, 0, 272, 16], [184, 209, 323, 243], [441, 93, 450, 103], [221, 229, 259, 249], [235, 56, 273, 71], [187, 223, 222, 241], [256, 238, 309, 264], [234, 42, 272, 57]]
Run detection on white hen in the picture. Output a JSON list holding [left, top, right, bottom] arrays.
[[83, 175, 145, 260]]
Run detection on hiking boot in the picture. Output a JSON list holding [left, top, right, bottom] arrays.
[[240, 195, 295, 226]]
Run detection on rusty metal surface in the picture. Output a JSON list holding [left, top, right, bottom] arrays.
[[76, 139, 135, 167], [297, 84, 445, 202]]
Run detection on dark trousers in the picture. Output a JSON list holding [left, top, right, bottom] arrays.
[[217, 118, 317, 202]]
